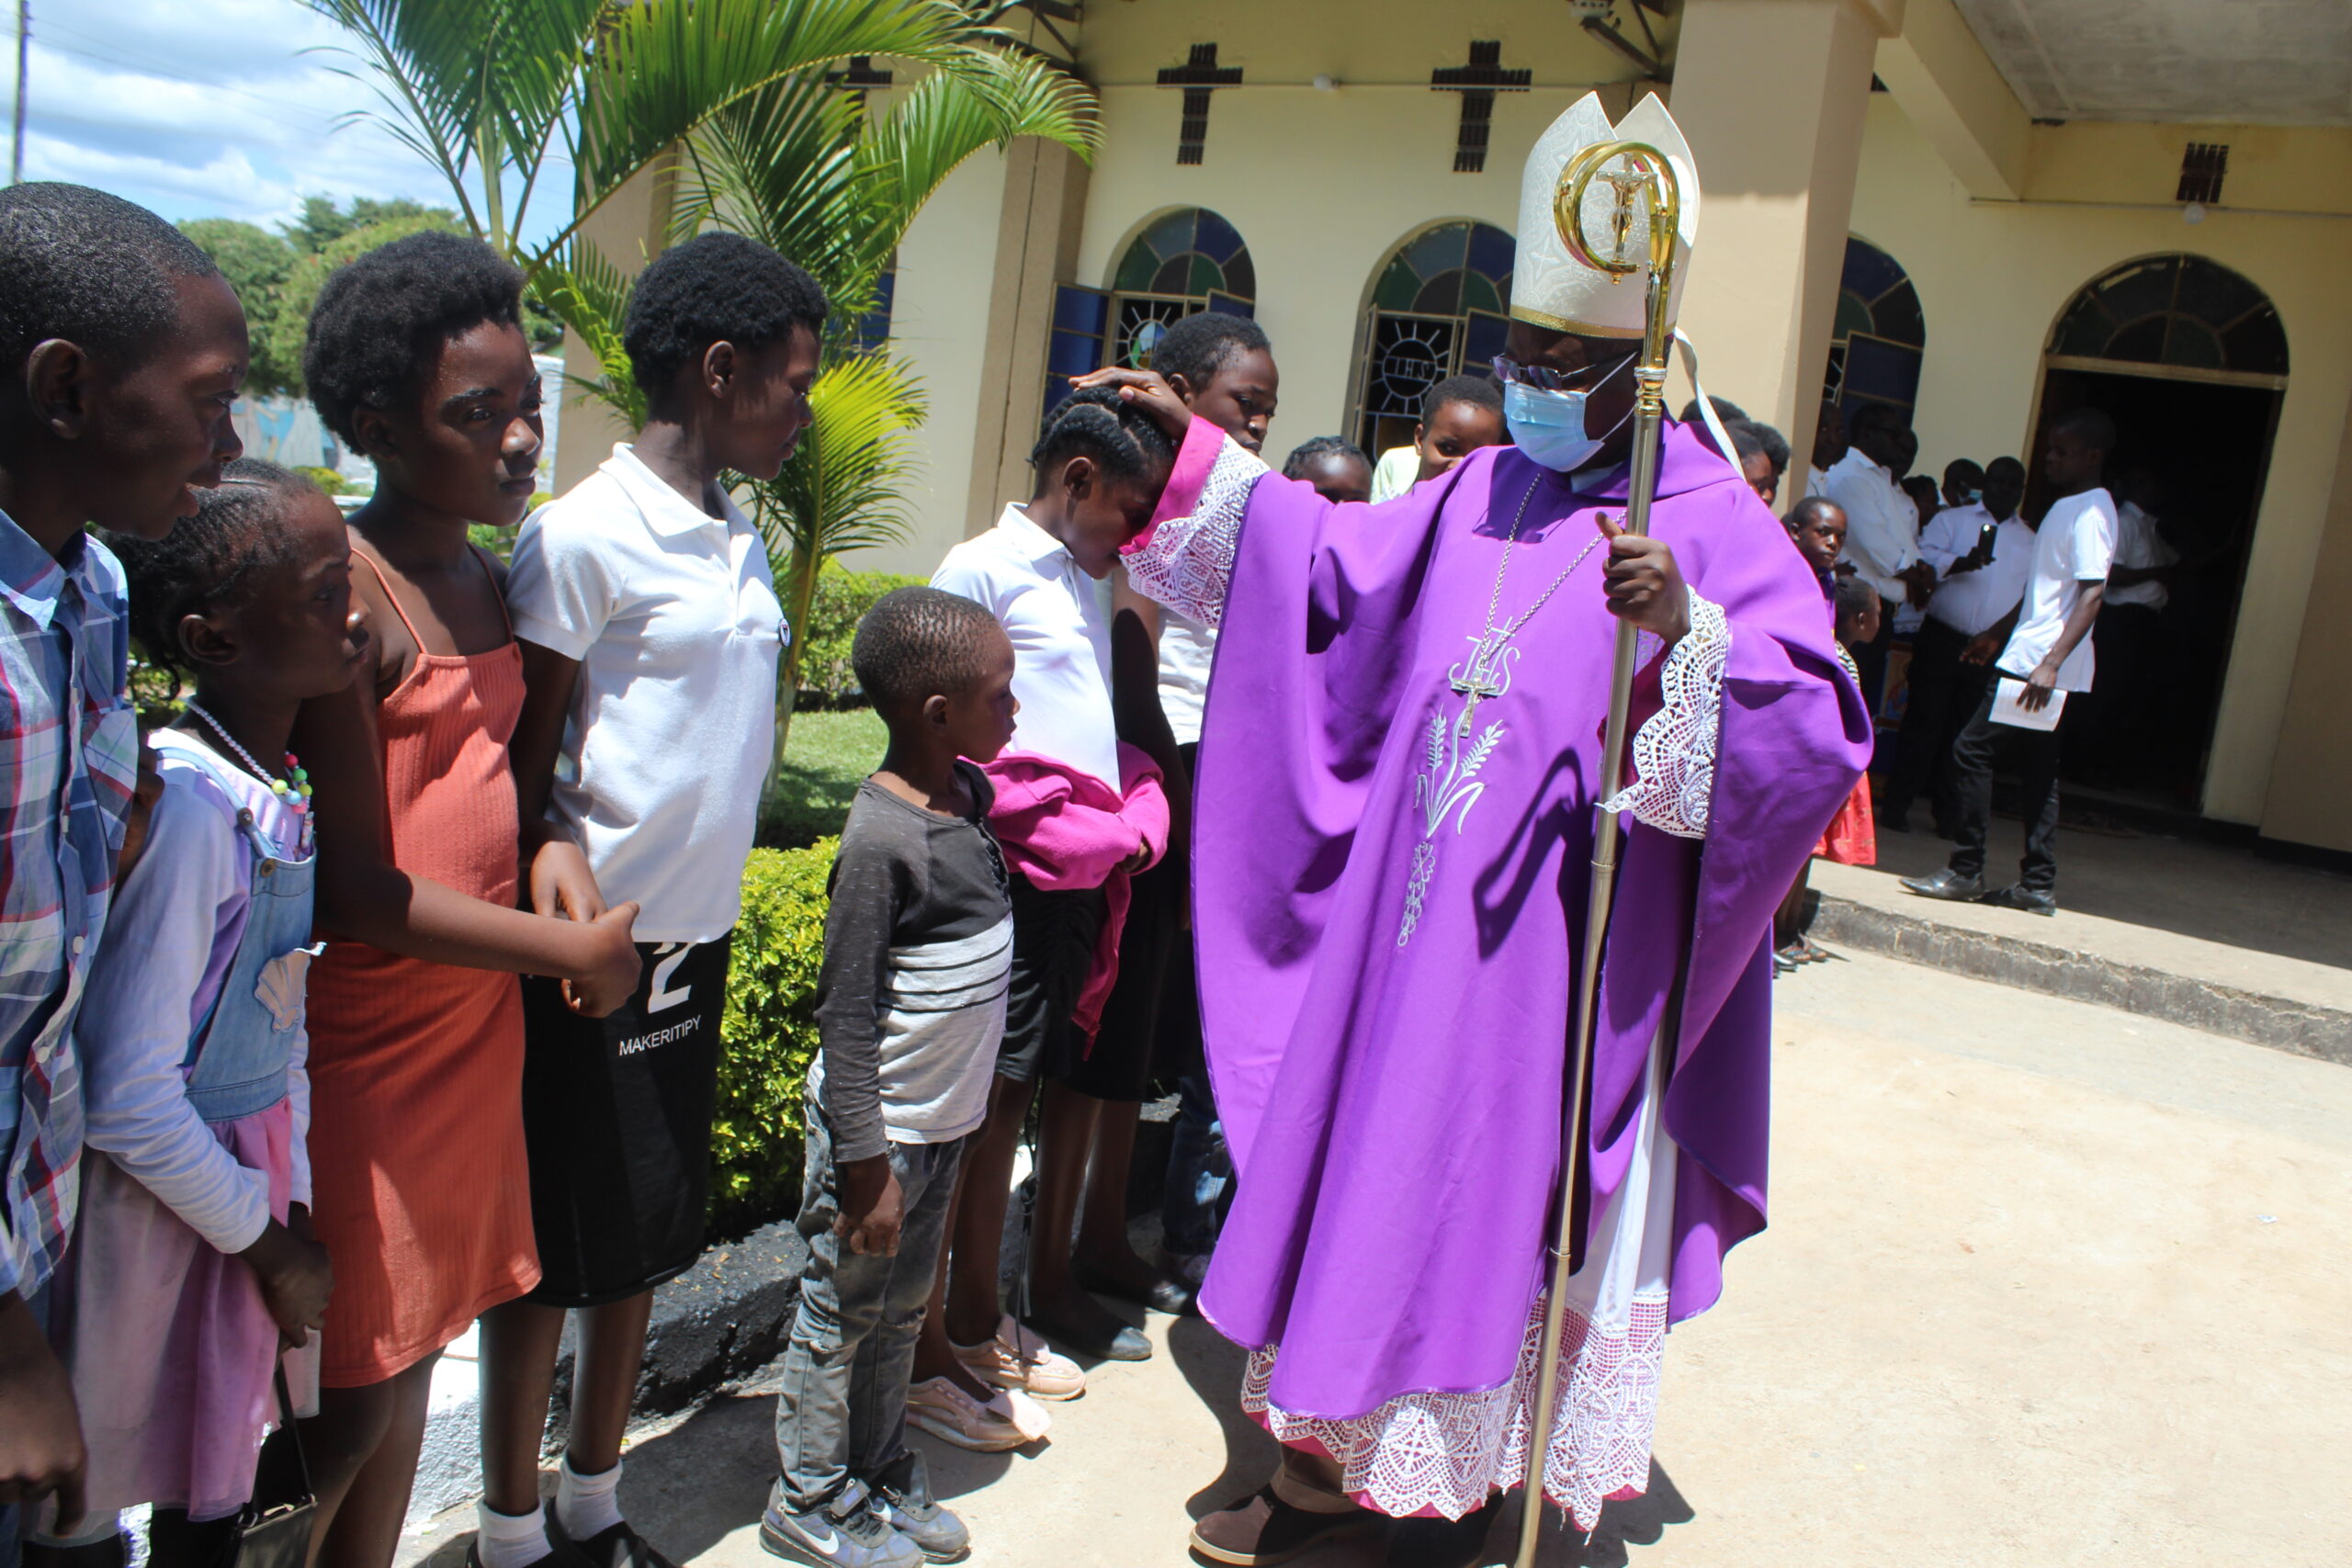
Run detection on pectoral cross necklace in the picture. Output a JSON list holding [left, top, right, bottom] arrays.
[[1448, 477, 1609, 734], [1400, 477, 1609, 948]]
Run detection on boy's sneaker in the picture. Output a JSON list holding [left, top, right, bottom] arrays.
[[868, 1452, 969, 1563], [759, 1480, 920, 1568], [949, 1314, 1086, 1401]]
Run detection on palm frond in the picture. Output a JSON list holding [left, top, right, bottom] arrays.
[[555, 0, 976, 271], [529, 241, 644, 427]]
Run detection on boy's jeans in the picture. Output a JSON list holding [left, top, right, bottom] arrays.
[[775, 1100, 965, 1514], [1160, 1069, 1231, 1257]]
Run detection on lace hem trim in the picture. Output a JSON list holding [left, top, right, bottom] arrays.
[[1602, 591, 1727, 839], [1240, 1293, 1668, 1529], [1123, 434, 1264, 629]]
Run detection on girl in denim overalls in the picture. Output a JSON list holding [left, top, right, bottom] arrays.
[[29, 463, 363, 1565]]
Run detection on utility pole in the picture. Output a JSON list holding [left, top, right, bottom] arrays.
[[10, 1, 28, 186]]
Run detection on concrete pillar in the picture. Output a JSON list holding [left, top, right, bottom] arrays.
[[551, 152, 678, 493], [1668, 0, 1894, 467], [962, 139, 1092, 541], [2257, 392, 2352, 855]]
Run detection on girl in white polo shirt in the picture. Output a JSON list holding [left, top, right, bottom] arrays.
[[482, 234, 824, 1568]]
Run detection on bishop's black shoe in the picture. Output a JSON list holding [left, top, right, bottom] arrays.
[[1899, 868, 1987, 902], [1986, 884, 2058, 917], [1384, 1497, 1501, 1568]]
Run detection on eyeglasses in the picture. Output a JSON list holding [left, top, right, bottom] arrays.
[[1489, 352, 1634, 394]]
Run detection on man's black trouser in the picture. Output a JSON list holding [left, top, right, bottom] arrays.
[[1883, 617, 1991, 828], [1946, 680, 2065, 894]]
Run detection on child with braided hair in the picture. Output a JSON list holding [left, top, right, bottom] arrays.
[[904, 389, 1175, 1450], [26, 460, 352, 1565]]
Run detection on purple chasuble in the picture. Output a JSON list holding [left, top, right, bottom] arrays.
[[1189, 422, 1870, 1423]]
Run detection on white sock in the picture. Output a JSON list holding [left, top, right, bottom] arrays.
[[557, 1454, 626, 1542], [474, 1501, 553, 1568]]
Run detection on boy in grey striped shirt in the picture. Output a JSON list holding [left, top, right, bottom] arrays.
[[764, 590, 1019, 1568]]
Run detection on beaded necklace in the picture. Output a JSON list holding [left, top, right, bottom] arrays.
[[183, 702, 314, 816]]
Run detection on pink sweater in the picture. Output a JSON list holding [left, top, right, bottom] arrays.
[[984, 742, 1170, 1042]]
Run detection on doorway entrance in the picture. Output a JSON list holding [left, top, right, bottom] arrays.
[[2029, 254, 2288, 813]]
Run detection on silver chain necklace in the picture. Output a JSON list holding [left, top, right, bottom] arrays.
[[1447, 477, 1608, 736]]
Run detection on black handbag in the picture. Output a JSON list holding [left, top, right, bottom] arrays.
[[217, 1364, 316, 1568]]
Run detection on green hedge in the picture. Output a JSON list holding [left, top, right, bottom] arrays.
[[710, 840, 835, 1236], [797, 564, 928, 706]]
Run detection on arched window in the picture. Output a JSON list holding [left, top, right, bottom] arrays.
[[1823, 236, 1925, 417], [1110, 206, 1255, 367], [1351, 220, 1516, 457], [1042, 207, 1255, 429], [2047, 254, 2288, 378]]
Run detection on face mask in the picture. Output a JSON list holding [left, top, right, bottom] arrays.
[[1503, 378, 1633, 473]]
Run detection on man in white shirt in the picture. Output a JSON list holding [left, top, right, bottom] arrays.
[[2080, 467, 2180, 782], [1804, 398, 1844, 499], [1819, 403, 1933, 711], [1880, 457, 2032, 834], [1905, 410, 2120, 915]]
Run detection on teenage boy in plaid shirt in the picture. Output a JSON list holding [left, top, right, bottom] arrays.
[[0, 184, 247, 1559]]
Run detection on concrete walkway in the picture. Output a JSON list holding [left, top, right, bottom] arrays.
[[400, 948, 2352, 1567]]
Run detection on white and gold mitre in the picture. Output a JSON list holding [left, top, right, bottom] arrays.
[[1509, 91, 1701, 339]]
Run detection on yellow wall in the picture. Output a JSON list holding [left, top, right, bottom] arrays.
[[1848, 95, 2352, 828]]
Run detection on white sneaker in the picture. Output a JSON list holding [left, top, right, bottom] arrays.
[[905, 1377, 1049, 1451], [950, 1314, 1085, 1401]]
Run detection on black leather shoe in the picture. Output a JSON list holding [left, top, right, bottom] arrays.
[[1987, 884, 2057, 916], [1023, 1308, 1151, 1362], [1076, 1263, 1194, 1315], [1384, 1497, 1500, 1568], [1899, 868, 1987, 902]]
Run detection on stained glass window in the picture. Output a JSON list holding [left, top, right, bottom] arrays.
[[1108, 207, 1255, 370], [1351, 220, 1515, 457], [1822, 236, 1926, 418], [2048, 254, 2287, 378]]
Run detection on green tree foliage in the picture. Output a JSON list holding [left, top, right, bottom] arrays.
[[178, 219, 301, 397], [282, 193, 449, 254]]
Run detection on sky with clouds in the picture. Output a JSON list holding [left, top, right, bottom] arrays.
[[6, 0, 563, 241]]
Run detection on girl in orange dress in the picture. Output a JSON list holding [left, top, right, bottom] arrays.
[[288, 234, 641, 1568]]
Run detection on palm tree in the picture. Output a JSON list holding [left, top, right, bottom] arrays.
[[664, 45, 1092, 769], [309, 0, 1096, 777]]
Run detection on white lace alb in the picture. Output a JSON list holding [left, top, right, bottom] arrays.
[[1242, 1292, 1668, 1529], [1122, 434, 1264, 629], [1601, 590, 1727, 839]]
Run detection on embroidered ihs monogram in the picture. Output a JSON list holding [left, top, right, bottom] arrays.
[[1398, 633, 1514, 948]]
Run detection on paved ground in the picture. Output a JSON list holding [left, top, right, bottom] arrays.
[[403, 946, 2352, 1568], [1854, 816, 2352, 975]]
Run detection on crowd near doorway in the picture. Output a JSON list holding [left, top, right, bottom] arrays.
[[1349, 220, 1517, 458], [2032, 254, 2288, 812]]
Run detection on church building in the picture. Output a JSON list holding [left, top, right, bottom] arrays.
[[561, 0, 2352, 863]]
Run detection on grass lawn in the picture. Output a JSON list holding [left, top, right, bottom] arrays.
[[761, 706, 887, 850]]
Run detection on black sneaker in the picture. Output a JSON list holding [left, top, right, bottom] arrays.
[[562, 1521, 677, 1568], [760, 1480, 921, 1568], [866, 1451, 968, 1563], [1899, 868, 1988, 902]]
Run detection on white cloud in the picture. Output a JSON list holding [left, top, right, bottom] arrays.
[[6, 0, 571, 243]]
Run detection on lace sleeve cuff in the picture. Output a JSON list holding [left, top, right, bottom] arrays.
[[1603, 591, 1729, 840], [1120, 421, 1266, 629]]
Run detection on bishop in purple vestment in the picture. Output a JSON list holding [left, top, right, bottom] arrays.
[[1088, 91, 1871, 1562]]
